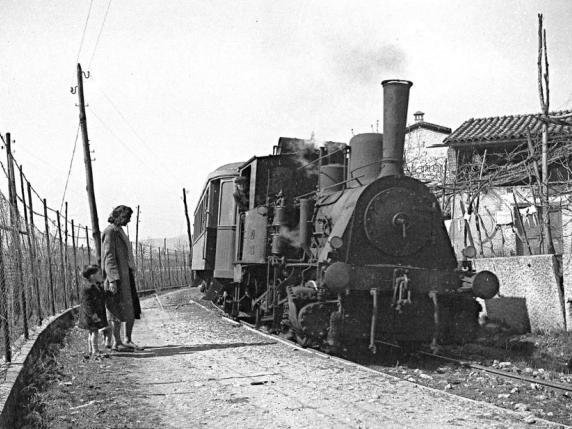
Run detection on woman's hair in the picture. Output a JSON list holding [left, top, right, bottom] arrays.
[[108, 205, 133, 224], [81, 264, 101, 279]]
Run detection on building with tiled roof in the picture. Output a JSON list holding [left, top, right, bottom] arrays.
[[444, 110, 572, 260], [404, 111, 451, 183], [444, 110, 572, 148]]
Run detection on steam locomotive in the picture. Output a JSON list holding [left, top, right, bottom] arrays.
[[191, 79, 499, 353]]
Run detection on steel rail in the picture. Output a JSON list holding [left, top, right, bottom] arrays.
[[196, 299, 572, 394]]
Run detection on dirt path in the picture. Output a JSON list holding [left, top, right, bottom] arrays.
[[26, 289, 565, 428]]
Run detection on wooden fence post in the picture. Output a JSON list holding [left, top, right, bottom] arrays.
[[64, 203, 72, 303], [85, 226, 91, 264], [6, 134, 28, 339], [27, 181, 43, 323], [158, 248, 163, 289], [20, 168, 41, 325], [0, 228, 11, 363], [166, 248, 172, 287], [149, 246, 155, 290], [43, 199, 56, 314], [71, 220, 80, 299], [56, 211, 68, 308]]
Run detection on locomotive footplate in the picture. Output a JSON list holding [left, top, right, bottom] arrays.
[[324, 262, 462, 295]]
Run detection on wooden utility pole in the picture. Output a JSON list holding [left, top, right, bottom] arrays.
[[537, 14, 556, 255], [182, 188, 193, 266], [76, 63, 101, 265]]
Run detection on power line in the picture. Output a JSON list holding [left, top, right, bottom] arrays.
[[75, 0, 95, 63], [89, 106, 180, 190], [96, 85, 184, 186], [60, 123, 81, 212], [88, 0, 113, 69]]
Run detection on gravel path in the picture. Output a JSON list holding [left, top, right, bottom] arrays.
[[107, 289, 563, 429]]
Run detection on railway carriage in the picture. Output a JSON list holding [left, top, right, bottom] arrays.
[[192, 162, 242, 298]]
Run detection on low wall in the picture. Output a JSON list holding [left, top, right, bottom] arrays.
[[0, 307, 78, 428], [560, 253, 572, 331], [474, 255, 565, 333]]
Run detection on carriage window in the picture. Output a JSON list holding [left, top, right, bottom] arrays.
[[218, 180, 236, 226], [193, 192, 208, 239]]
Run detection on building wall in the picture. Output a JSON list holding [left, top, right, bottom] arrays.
[[404, 127, 449, 183], [474, 255, 566, 332], [447, 186, 572, 258]]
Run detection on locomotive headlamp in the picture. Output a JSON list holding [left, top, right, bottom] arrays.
[[329, 236, 344, 250], [461, 245, 477, 259], [471, 270, 500, 299]]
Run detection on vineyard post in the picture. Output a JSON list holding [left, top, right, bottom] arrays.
[[174, 250, 179, 286], [43, 199, 56, 314], [6, 133, 28, 339], [158, 247, 164, 290], [71, 220, 80, 299], [0, 227, 11, 363], [80, 244, 86, 270], [141, 244, 148, 291], [64, 203, 72, 303], [26, 180, 42, 324], [85, 226, 91, 263], [56, 211, 68, 308], [166, 248, 172, 287], [149, 245, 155, 290], [20, 167, 41, 324]]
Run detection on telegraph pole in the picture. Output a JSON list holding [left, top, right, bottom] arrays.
[[76, 63, 101, 265]]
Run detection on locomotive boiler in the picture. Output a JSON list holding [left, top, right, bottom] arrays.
[[195, 79, 499, 354]]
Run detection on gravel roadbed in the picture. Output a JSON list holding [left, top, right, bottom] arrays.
[[25, 288, 568, 428]]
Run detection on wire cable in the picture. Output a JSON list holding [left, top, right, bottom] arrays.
[[75, 0, 95, 63], [88, 0, 113, 69], [89, 106, 180, 190], [60, 123, 81, 212], [96, 86, 184, 186]]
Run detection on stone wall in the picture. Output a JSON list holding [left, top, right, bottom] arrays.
[[560, 253, 572, 331], [474, 255, 565, 333]]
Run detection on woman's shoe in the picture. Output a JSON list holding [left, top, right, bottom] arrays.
[[111, 344, 134, 352], [124, 341, 144, 351]]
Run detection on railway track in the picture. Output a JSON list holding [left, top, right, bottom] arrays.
[[185, 296, 572, 426], [194, 297, 572, 394]]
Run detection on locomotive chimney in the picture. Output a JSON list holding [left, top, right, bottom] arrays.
[[380, 79, 413, 177]]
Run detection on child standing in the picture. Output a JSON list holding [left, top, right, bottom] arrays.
[[79, 265, 108, 357]]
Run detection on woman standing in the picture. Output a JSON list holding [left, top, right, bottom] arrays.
[[102, 205, 142, 351]]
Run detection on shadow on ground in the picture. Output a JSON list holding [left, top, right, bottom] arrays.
[[111, 341, 277, 358]]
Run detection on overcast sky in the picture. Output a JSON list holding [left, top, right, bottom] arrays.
[[1, 0, 571, 240]]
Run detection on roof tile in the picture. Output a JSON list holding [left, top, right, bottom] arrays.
[[444, 111, 572, 145]]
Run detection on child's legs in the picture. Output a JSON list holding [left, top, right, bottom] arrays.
[[89, 330, 99, 353], [100, 326, 112, 345]]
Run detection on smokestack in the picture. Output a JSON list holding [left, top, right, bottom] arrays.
[[380, 79, 413, 177]]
